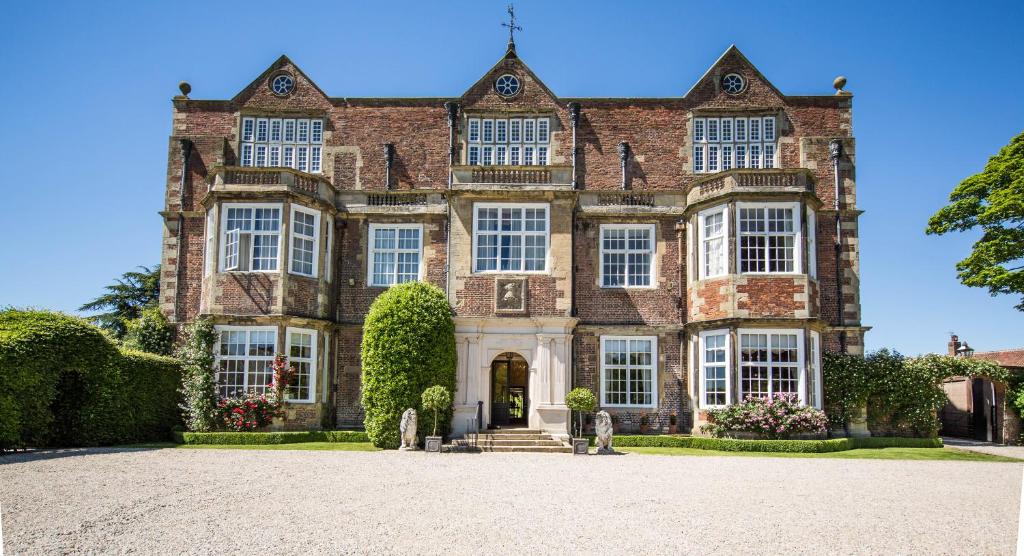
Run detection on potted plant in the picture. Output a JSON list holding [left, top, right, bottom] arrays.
[[565, 387, 597, 455], [421, 385, 451, 453]]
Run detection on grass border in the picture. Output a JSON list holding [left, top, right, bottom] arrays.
[[177, 430, 369, 445], [600, 435, 943, 453]]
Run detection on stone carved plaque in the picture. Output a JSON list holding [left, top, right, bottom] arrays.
[[495, 278, 527, 314]]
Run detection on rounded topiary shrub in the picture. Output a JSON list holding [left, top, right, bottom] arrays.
[[361, 282, 457, 449]]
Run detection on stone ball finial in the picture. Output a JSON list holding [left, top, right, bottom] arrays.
[[178, 81, 192, 97], [833, 76, 847, 93]]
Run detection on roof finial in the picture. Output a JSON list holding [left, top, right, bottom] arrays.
[[501, 4, 522, 53]]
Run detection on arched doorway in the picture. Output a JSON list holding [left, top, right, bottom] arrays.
[[490, 352, 529, 428]]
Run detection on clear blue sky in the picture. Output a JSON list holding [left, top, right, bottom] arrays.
[[2, 0, 1021, 355]]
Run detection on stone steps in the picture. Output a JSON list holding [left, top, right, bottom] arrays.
[[447, 428, 572, 453]]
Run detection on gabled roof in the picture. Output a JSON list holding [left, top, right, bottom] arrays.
[[459, 43, 560, 109], [231, 55, 331, 108], [683, 44, 786, 100]]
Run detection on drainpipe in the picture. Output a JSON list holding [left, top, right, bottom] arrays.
[[617, 141, 630, 190], [444, 101, 459, 298], [383, 143, 395, 190], [175, 138, 193, 323], [829, 139, 846, 353], [567, 102, 581, 190]]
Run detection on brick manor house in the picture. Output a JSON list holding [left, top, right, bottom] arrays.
[[159, 41, 867, 437]]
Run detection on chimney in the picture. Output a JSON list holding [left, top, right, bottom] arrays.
[[948, 334, 960, 356]]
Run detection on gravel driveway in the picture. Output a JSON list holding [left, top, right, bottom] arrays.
[[1, 447, 1020, 555]]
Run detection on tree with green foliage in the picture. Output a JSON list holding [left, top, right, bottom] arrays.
[[927, 132, 1024, 310], [361, 282, 457, 449], [421, 385, 452, 437], [122, 306, 175, 355], [565, 387, 596, 438], [177, 317, 218, 432], [79, 265, 161, 338]]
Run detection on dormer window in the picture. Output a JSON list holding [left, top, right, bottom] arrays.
[[240, 117, 323, 174], [466, 117, 550, 166], [693, 116, 777, 173]]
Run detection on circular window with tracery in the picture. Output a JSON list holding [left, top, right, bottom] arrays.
[[271, 73, 295, 96], [495, 74, 521, 97], [722, 73, 745, 95]]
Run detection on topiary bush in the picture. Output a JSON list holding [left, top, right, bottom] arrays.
[[565, 387, 596, 437], [0, 309, 182, 450], [361, 282, 456, 449], [421, 385, 452, 437]]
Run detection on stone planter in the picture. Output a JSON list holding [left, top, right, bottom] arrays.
[[425, 436, 443, 453], [572, 437, 589, 455]]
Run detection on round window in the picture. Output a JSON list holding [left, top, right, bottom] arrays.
[[721, 73, 745, 95], [271, 74, 295, 96], [495, 74, 521, 97]]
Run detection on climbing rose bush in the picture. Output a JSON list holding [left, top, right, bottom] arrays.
[[216, 354, 295, 432], [701, 394, 829, 439]]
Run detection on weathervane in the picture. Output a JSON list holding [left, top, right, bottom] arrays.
[[501, 4, 522, 50]]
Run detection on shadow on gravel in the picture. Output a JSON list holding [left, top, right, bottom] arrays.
[[0, 446, 164, 465]]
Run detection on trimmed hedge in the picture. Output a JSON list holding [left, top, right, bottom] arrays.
[[361, 282, 456, 449], [179, 430, 370, 445], [0, 310, 182, 450], [602, 435, 943, 453]]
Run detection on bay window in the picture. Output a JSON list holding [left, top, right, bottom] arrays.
[[368, 224, 423, 286], [466, 117, 551, 166], [473, 203, 548, 272], [214, 326, 277, 398], [221, 203, 282, 272], [240, 117, 323, 174], [693, 115, 777, 173], [699, 330, 730, 407], [698, 206, 727, 279], [737, 202, 801, 274], [600, 336, 658, 407], [290, 206, 320, 277], [286, 327, 317, 403], [739, 330, 804, 403], [600, 224, 655, 288]]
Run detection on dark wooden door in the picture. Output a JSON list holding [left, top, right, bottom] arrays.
[[491, 353, 528, 428]]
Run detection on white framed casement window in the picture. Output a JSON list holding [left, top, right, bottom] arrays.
[[289, 206, 320, 278], [219, 203, 282, 272], [738, 329, 805, 404], [240, 116, 324, 174], [600, 336, 658, 408], [368, 223, 423, 286], [808, 330, 822, 409], [692, 115, 778, 173], [599, 224, 655, 288], [699, 330, 730, 408], [472, 203, 549, 273], [213, 326, 277, 398], [285, 327, 317, 403], [806, 208, 817, 279], [736, 202, 802, 274], [465, 116, 550, 166], [698, 205, 728, 279], [204, 208, 215, 277]]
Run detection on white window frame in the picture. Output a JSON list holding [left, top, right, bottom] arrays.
[[692, 115, 778, 174], [285, 327, 318, 404], [598, 224, 656, 289], [218, 203, 283, 273], [289, 206, 321, 278], [213, 325, 278, 399], [699, 329, 730, 408], [240, 116, 323, 174], [465, 116, 551, 166], [737, 328, 806, 405], [735, 201, 803, 275], [698, 205, 728, 279], [367, 223, 425, 286], [599, 335, 659, 408], [807, 208, 817, 279], [808, 330, 822, 409], [472, 202, 550, 274], [204, 208, 215, 277]]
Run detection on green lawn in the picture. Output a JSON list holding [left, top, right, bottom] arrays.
[[125, 442, 381, 452], [617, 446, 1022, 462]]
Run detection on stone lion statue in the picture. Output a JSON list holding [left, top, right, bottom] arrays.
[[399, 408, 418, 451], [595, 410, 614, 454]]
